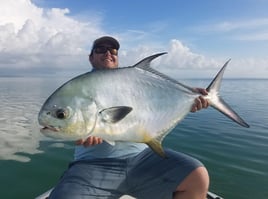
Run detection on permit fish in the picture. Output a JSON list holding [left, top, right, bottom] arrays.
[[38, 53, 249, 157]]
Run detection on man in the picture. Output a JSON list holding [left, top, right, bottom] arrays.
[[49, 36, 209, 199]]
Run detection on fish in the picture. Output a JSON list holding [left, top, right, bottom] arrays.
[[38, 52, 249, 158]]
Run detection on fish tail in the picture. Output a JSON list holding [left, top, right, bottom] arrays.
[[206, 59, 250, 128]]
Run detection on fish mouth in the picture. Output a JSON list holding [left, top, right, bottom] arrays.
[[40, 125, 60, 132]]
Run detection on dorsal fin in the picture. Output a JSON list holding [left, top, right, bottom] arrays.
[[133, 52, 167, 69], [133, 52, 195, 92]]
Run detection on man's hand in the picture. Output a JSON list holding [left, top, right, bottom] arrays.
[[76, 136, 103, 147], [191, 88, 209, 112]]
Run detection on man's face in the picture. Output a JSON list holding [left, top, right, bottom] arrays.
[[89, 44, 119, 69]]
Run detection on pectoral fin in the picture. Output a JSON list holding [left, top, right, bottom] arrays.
[[100, 106, 133, 123]]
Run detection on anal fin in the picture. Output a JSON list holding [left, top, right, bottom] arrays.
[[147, 139, 166, 158]]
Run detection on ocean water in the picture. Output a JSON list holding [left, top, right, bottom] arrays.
[[0, 77, 267, 199]]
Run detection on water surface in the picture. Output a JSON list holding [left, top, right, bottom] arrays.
[[0, 77, 267, 198]]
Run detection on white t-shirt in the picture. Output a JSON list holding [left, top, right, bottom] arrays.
[[74, 141, 148, 160]]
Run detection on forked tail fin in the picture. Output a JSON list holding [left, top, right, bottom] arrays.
[[206, 59, 250, 128]]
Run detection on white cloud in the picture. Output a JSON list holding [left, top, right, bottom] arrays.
[[229, 58, 268, 78], [0, 0, 267, 78], [193, 17, 268, 42], [232, 32, 268, 41], [119, 39, 221, 79], [217, 18, 268, 42], [0, 0, 43, 32], [218, 18, 268, 32], [0, 0, 104, 74], [120, 39, 268, 79], [160, 40, 218, 69], [194, 18, 268, 33]]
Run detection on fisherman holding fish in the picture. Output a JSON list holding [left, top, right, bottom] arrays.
[[45, 36, 210, 199]]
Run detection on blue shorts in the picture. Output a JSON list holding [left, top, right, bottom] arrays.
[[49, 148, 203, 199]]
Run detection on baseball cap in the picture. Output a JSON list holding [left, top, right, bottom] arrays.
[[92, 36, 120, 50]]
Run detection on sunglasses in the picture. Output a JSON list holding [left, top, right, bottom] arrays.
[[93, 46, 118, 55]]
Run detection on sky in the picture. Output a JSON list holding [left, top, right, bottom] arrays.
[[0, 0, 268, 78]]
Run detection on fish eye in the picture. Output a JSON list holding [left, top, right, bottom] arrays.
[[55, 108, 69, 119]]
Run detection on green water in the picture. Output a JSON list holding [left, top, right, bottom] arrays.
[[0, 142, 73, 198], [0, 77, 267, 199]]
